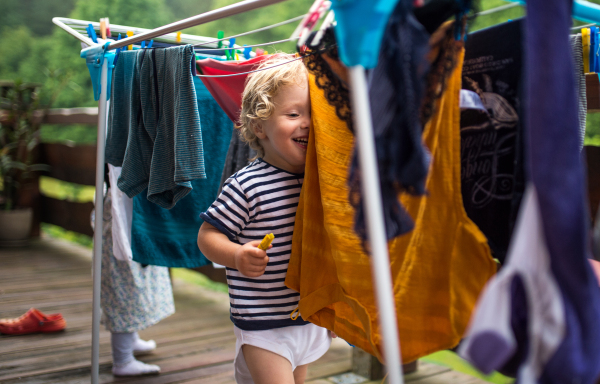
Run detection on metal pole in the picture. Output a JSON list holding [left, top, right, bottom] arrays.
[[107, 0, 287, 50], [52, 17, 95, 46], [91, 58, 108, 384], [348, 65, 404, 384]]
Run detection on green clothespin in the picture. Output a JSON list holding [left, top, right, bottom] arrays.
[[217, 30, 224, 48]]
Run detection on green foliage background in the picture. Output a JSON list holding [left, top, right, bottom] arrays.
[[3, 0, 600, 144], [3, 3, 596, 381]]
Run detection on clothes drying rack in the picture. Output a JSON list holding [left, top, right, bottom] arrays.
[[53, 0, 404, 383]]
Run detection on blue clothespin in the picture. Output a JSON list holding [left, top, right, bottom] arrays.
[[596, 31, 600, 73], [592, 27, 597, 72], [81, 41, 116, 101], [86, 24, 98, 44], [147, 40, 154, 48], [243, 45, 252, 60], [114, 33, 123, 65], [141, 41, 146, 49], [227, 38, 236, 60]]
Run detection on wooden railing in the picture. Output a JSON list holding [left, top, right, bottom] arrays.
[[31, 108, 227, 284]]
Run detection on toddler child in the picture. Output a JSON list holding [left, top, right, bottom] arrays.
[[197, 55, 331, 384]]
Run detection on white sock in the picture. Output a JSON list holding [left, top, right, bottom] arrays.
[[132, 332, 157, 354], [112, 359, 161, 376], [111, 332, 135, 366]]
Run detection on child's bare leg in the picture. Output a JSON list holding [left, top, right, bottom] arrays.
[[242, 345, 295, 384], [293, 364, 308, 384]]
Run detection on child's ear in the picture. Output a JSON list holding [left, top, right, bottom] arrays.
[[253, 122, 267, 139]]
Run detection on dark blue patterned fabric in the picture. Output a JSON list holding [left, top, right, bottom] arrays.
[[526, 0, 600, 382], [106, 45, 205, 209], [348, 0, 431, 243]]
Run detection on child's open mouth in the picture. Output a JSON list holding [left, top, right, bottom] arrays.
[[292, 137, 308, 149]]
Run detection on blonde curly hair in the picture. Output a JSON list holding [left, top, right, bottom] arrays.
[[237, 54, 308, 159]]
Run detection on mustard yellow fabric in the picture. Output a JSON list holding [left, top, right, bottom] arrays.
[[286, 48, 497, 363]]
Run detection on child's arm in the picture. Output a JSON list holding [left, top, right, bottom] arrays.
[[197, 222, 270, 277]]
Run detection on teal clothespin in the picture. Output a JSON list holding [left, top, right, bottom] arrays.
[[81, 41, 116, 101], [243, 45, 252, 60]]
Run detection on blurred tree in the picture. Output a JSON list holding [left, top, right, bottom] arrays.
[[0, 0, 76, 37], [187, 0, 314, 53], [3, 0, 600, 143]]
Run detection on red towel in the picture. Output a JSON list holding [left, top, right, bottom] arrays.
[[196, 56, 271, 123]]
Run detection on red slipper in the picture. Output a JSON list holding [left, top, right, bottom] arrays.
[[0, 308, 66, 335]]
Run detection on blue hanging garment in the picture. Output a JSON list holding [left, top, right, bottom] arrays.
[[330, 0, 400, 68], [130, 77, 233, 268], [527, 0, 600, 381], [460, 0, 600, 381], [347, 0, 431, 243]]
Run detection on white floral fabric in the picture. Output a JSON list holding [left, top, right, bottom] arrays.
[[100, 192, 175, 333]]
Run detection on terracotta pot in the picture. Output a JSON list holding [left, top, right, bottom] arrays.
[[0, 207, 33, 247]]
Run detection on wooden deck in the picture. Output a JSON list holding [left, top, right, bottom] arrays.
[[0, 237, 488, 384]]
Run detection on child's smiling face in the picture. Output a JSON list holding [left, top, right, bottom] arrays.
[[254, 80, 310, 174]]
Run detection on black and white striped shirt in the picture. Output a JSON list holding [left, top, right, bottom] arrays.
[[200, 159, 309, 330]]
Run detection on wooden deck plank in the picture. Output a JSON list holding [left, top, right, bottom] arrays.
[[0, 237, 492, 384]]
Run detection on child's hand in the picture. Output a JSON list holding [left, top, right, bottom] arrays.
[[234, 241, 271, 277]]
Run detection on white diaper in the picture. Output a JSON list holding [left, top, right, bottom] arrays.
[[233, 323, 331, 384]]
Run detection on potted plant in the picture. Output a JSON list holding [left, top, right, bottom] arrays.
[[0, 80, 48, 246]]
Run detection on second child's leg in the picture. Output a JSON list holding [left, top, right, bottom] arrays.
[[242, 345, 295, 384]]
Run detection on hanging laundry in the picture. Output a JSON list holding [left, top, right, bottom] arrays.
[[516, 0, 600, 380], [131, 77, 233, 268], [459, 185, 565, 380], [106, 45, 205, 209], [286, 47, 496, 363], [100, 192, 175, 333], [329, 0, 398, 68], [218, 130, 257, 194], [108, 165, 133, 261], [460, 19, 525, 264], [347, 0, 431, 243], [571, 33, 587, 149], [196, 55, 272, 122], [145, 40, 228, 57], [413, 0, 461, 35], [461, 0, 600, 381], [421, 20, 465, 125], [106, 50, 140, 167]]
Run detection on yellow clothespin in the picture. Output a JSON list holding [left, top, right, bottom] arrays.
[[127, 31, 134, 51], [583, 28, 591, 73], [235, 52, 240, 61], [100, 19, 107, 40], [264, 51, 268, 55], [176, 31, 182, 43], [258, 233, 275, 250]]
